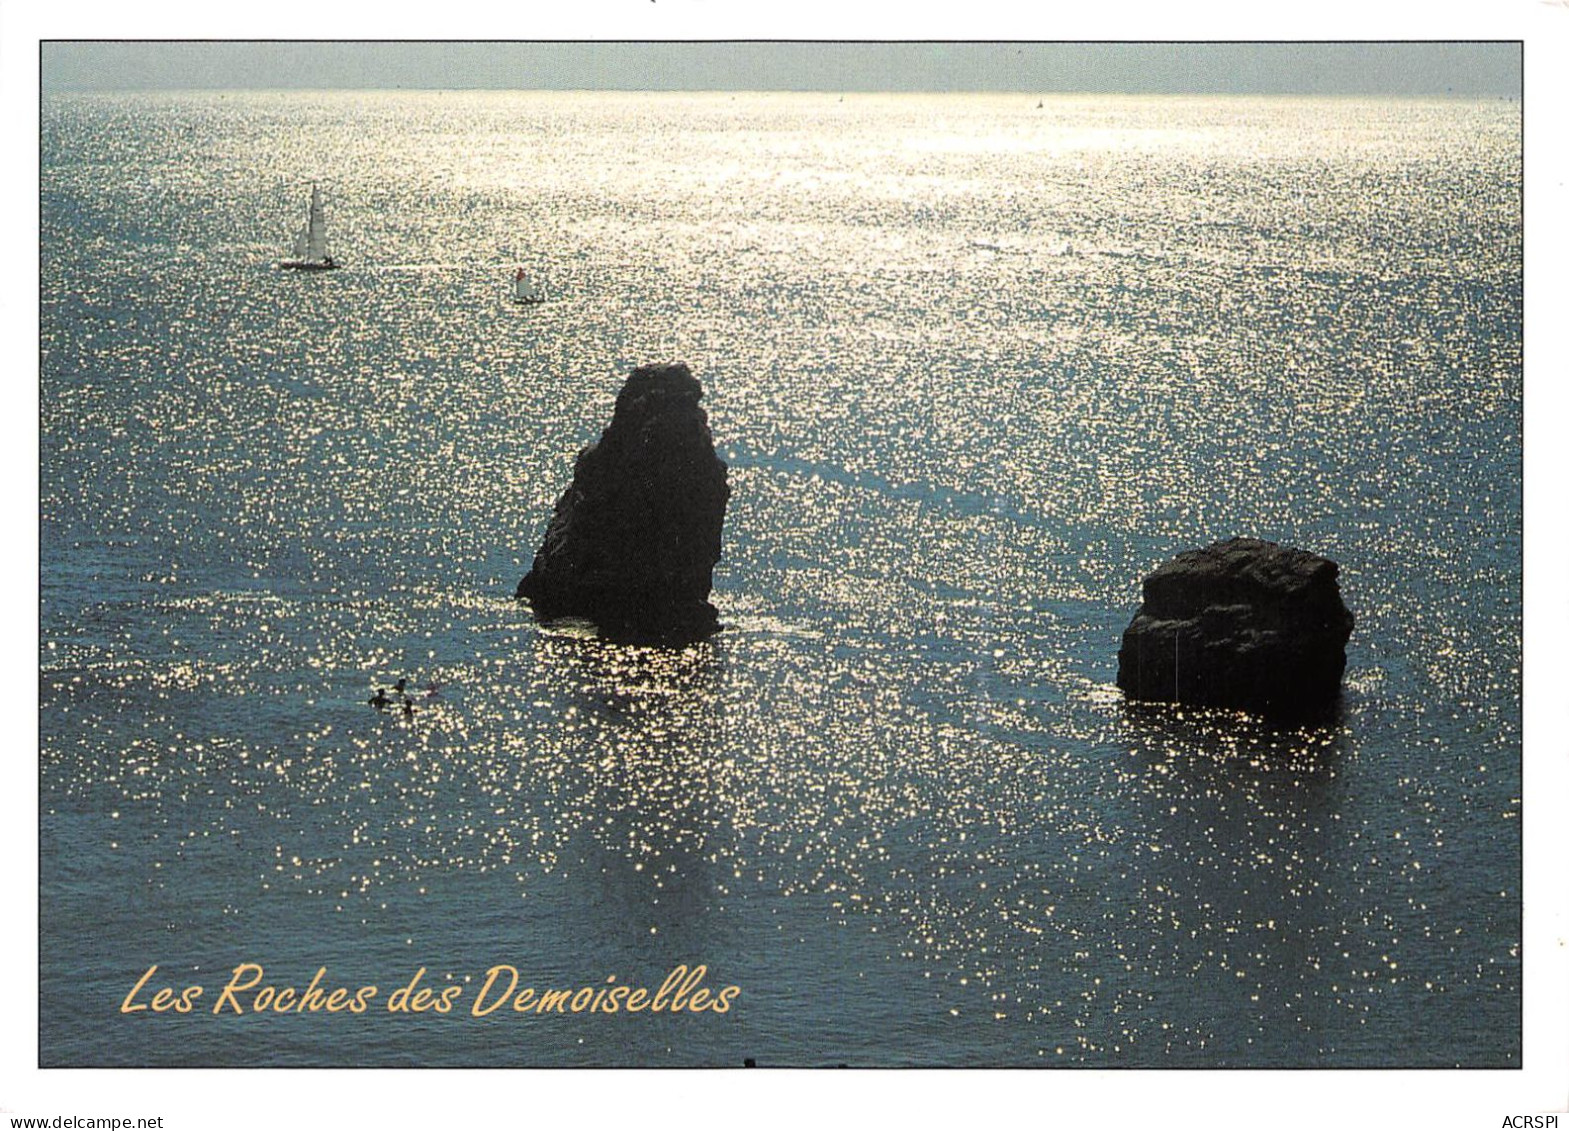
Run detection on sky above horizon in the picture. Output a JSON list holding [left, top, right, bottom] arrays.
[[40, 41, 1522, 96]]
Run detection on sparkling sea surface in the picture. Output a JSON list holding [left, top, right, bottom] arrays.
[[38, 91, 1521, 1067]]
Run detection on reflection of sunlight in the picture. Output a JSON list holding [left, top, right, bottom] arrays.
[[532, 631, 721, 703], [39, 89, 1521, 1065]]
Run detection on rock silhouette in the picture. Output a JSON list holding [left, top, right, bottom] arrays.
[[517, 362, 729, 645], [1116, 537, 1354, 719]]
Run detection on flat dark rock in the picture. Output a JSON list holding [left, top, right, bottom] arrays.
[[1116, 537, 1354, 719], [516, 362, 729, 646]]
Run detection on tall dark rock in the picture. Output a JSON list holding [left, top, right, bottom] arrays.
[[1116, 537, 1354, 719], [517, 362, 729, 645]]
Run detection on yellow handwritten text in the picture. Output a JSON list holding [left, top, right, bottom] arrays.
[[117, 962, 740, 1021], [120, 965, 203, 1014], [387, 967, 463, 1013], [211, 963, 378, 1015], [470, 964, 740, 1017]]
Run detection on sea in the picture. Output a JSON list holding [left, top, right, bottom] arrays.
[[38, 91, 1522, 1068]]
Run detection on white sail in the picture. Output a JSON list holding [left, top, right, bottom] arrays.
[[306, 184, 328, 261], [282, 182, 338, 270], [513, 268, 541, 303]]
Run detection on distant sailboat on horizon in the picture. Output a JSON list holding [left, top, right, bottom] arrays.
[[281, 183, 339, 271], [512, 266, 544, 305]]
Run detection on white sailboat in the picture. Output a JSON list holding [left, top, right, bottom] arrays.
[[281, 183, 339, 271], [512, 267, 544, 305]]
